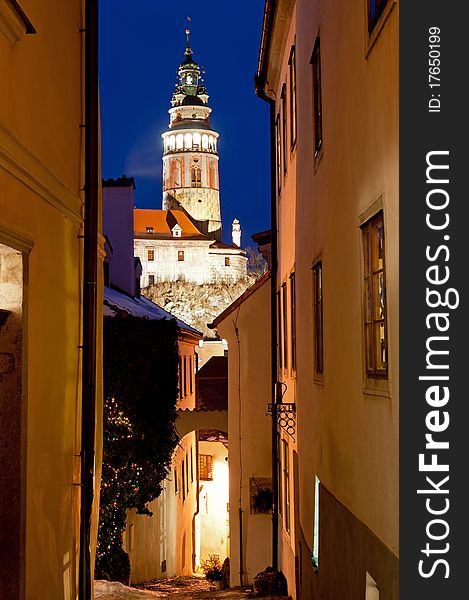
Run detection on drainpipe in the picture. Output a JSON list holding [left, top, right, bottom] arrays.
[[254, 0, 279, 571], [79, 0, 99, 599]]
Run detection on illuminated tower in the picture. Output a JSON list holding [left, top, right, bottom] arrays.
[[162, 30, 222, 241]]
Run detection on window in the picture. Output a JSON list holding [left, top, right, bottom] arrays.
[[290, 272, 297, 370], [281, 83, 287, 172], [277, 291, 283, 369], [282, 440, 290, 531], [361, 212, 387, 377], [312, 476, 320, 569], [191, 166, 202, 188], [186, 454, 189, 494], [366, 573, 380, 600], [367, 0, 390, 34], [178, 250, 185, 262], [225, 257, 230, 267], [289, 46, 297, 150], [312, 261, 324, 375], [174, 468, 178, 493], [190, 448, 194, 482], [282, 282, 288, 369], [179, 357, 183, 399], [276, 114, 282, 193], [199, 454, 214, 480], [148, 274, 155, 286], [311, 37, 323, 157], [182, 460, 186, 501], [189, 356, 193, 394], [146, 226, 154, 234], [183, 355, 187, 397], [147, 249, 154, 261], [277, 432, 282, 516]]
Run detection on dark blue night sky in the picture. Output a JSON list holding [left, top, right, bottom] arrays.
[[99, 0, 270, 246]]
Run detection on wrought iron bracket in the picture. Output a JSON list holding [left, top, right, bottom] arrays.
[[267, 402, 296, 439]]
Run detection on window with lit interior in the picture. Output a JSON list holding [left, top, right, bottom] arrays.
[[199, 454, 213, 481], [361, 211, 388, 377], [191, 166, 202, 188]]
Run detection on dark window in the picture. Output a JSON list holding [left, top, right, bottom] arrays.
[[277, 291, 283, 369], [148, 274, 155, 286], [146, 226, 154, 234], [368, 0, 390, 34], [277, 432, 282, 516], [282, 439, 290, 531], [282, 282, 288, 369], [186, 454, 189, 493], [174, 468, 178, 493], [179, 357, 183, 399], [276, 114, 282, 193], [190, 448, 194, 482], [191, 166, 202, 188], [311, 37, 323, 157], [199, 454, 213, 481], [183, 355, 187, 397], [290, 272, 297, 370], [281, 83, 287, 172], [312, 261, 324, 375], [289, 46, 297, 150], [361, 212, 388, 377], [182, 460, 186, 501], [189, 356, 193, 395], [178, 250, 185, 261]]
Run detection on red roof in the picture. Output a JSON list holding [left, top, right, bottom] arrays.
[[134, 209, 211, 240]]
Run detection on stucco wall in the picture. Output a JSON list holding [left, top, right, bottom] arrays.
[[0, 3, 104, 597], [216, 276, 272, 587]]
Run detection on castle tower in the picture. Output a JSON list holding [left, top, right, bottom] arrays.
[[162, 30, 222, 241]]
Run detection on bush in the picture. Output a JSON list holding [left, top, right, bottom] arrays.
[[201, 555, 223, 581]]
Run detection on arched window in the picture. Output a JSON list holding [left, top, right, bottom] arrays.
[[176, 134, 184, 149], [191, 166, 202, 188], [208, 136, 214, 151], [170, 135, 176, 150], [202, 134, 208, 149], [184, 133, 192, 149], [193, 133, 201, 150]]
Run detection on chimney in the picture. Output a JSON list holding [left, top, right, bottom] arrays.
[[232, 218, 241, 247]]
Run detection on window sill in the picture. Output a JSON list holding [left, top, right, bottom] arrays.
[[363, 376, 391, 398], [0, 0, 36, 44], [313, 146, 324, 173]]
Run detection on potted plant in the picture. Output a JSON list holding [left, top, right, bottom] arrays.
[[201, 554, 223, 589]]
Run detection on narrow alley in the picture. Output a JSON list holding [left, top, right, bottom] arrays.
[[95, 577, 291, 600]]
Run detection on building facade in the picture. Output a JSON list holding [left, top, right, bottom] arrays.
[[0, 2, 103, 598], [221, 0, 399, 598], [134, 208, 247, 286]]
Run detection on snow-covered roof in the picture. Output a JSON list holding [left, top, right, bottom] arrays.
[[103, 286, 202, 338]]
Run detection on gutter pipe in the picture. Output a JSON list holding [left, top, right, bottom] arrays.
[[79, 0, 99, 598], [254, 0, 279, 573]]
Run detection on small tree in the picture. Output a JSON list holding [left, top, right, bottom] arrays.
[[96, 315, 180, 582], [244, 245, 268, 279]]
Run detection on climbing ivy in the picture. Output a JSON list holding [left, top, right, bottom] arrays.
[[95, 315, 180, 582]]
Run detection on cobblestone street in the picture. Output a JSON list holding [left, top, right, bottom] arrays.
[[95, 576, 291, 600]]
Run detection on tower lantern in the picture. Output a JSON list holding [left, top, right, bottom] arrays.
[[162, 30, 222, 241]]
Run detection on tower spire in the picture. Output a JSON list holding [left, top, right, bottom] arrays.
[[185, 17, 192, 56]]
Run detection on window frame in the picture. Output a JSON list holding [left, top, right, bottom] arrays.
[[312, 261, 324, 378], [178, 250, 185, 262], [281, 83, 288, 173], [361, 210, 388, 378], [148, 274, 155, 286], [289, 272, 297, 371], [282, 439, 290, 532], [276, 113, 282, 194], [281, 282, 288, 370], [288, 46, 297, 151], [277, 290, 283, 370], [199, 454, 214, 481], [191, 165, 202, 188], [147, 248, 155, 262], [311, 37, 323, 160]]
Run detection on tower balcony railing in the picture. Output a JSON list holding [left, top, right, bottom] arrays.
[[163, 146, 218, 156]]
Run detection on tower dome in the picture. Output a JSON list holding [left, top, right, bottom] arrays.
[[162, 29, 222, 241]]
